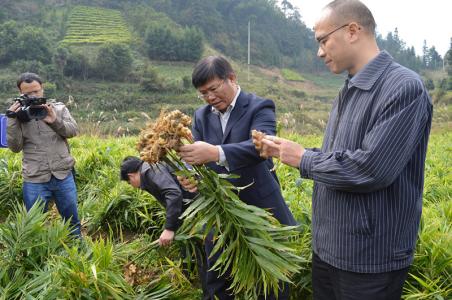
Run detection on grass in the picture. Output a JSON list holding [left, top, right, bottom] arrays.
[[281, 68, 305, 81], [300, 71, 345, 92], [151, 61, 195, 79]]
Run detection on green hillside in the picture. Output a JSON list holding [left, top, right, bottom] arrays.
[[0, 0, 450, 136], [62, 6, 132, 45]]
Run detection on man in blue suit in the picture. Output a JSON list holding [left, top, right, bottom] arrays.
[[179, 56, 296, 300]]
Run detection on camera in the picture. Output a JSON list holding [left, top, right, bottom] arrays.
[[6, 94, 48, 122]]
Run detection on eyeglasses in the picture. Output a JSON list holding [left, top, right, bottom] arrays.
[[197, 80, 225, 100], [316, 23, 349, 46]]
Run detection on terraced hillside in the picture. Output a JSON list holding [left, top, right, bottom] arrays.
[[62, 5, 131, 45]]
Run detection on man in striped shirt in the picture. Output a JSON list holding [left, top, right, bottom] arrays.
[[253, 0, 433, 299]]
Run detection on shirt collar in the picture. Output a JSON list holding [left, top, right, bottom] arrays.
[[211, 86, 241, 115], [349, 50, 393, 91]]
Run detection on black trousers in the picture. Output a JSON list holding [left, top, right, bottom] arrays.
[[312, 252, 409, 300]]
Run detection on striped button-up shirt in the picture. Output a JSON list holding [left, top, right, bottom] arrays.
[[300, 50, 433, 273]]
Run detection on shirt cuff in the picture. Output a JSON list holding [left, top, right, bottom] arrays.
[[299, 149, 316, 179], [165, 221, 180, 232], [48, 116, 64, 132], [216, 145, 229, 170]]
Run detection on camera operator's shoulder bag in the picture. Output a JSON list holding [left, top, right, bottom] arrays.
[[0, 114, 7, 147]]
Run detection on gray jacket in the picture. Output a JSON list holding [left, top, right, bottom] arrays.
[[140, 162, 184, 231], [7, 101, 78, 183]]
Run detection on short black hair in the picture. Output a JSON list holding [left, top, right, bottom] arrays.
[[120, 156, 143, 181], [17, 72, 43, 89], [325, 0, 376, 36], [192, 56, 235, 88]]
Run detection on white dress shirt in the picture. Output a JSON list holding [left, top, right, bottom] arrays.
[[212, 86, 241, 169]]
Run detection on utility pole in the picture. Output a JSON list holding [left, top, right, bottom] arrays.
[[248, 19, 250, 81]]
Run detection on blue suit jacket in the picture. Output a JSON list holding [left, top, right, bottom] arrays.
[[192, 91, 296, 226]]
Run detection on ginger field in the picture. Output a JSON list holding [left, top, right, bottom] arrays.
[[0, 132, 450, 299]]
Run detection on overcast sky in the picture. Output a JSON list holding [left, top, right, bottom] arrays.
[[291, 0, 452, 57]]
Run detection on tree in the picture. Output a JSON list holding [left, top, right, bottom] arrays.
[[95, 43, 133, 81], [178, 27, 203, 62], [385, 29, 403, 57], [53, 46, 69, 80], [281, 0, 294, 18], [0, 26, 51, 65], [289, 7, 302, 23], [445, 37, 452, 76], [0, 21, 20, 64], [145, 25, 202, 62], [14, 26, 53, 64], [64, 51, 91, 80], [428, 46, 442, 70], [146, 26, 176, 61]]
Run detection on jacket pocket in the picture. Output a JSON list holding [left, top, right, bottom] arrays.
[[22, 159, 45, 177], [349, 198, 373, 236], [52, 156, 75, 171]]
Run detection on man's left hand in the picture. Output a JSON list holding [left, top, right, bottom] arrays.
[[178, 141, 219, 165], [159, 229, 175, 247], [42, 104, 57, 124], [177, 175, 198, 193]]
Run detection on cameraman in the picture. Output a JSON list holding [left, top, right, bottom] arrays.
[[6, 72, 81, 236]]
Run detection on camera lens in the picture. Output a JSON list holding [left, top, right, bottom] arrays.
[[27, 106, 47, 120]]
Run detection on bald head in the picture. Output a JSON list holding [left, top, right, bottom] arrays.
[[320, 0, 376, 36], [313, 0, 380, 75]]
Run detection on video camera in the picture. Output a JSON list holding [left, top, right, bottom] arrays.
[[6, 94, 48, 122]]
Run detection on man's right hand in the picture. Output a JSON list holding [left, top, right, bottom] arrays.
[[252, 130, 282, 159], [259, 135, 305, 168], [6, 101, 20, 118], [177, 175, 198, 193]]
